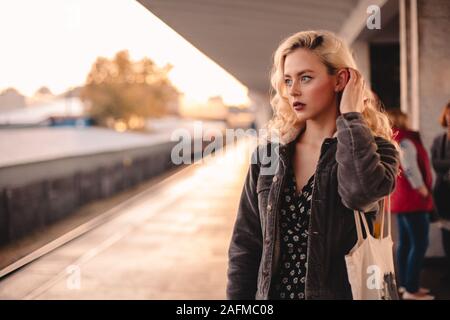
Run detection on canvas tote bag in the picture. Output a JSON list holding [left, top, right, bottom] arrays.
[[345, 196, 400, 300]]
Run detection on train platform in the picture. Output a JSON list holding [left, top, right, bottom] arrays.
[[0, 136, 448, 300]]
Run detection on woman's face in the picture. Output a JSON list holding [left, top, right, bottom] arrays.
[[283, 48, 339, 122]]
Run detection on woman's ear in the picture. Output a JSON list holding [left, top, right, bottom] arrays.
[[335, 68, 350, 92]]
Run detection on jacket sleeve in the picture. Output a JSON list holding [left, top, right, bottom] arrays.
[[226, 148, 263, 300], [431, 135, 450, 174], [336, 112, 400, 212]]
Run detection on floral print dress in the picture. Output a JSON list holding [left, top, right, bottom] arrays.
[[272, 165, 315, 300]]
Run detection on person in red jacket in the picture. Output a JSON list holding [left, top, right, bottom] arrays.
[[388, 109, 435, 300]]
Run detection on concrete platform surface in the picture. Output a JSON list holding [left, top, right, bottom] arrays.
[[0, 137, 255, 299]]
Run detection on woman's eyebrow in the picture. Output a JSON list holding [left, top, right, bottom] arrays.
[[284, 69, 314, 78]]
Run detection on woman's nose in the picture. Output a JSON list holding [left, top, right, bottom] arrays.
[[288, 82, 301, 96]]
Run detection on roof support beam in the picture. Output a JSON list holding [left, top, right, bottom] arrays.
[[339, 0, 388, 45]]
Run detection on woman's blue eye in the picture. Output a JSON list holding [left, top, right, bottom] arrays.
[[284, 76, 311, 86], [301, 76, 312, 82]]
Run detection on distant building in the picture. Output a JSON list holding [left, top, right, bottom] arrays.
[[0, 88, 26, 110]]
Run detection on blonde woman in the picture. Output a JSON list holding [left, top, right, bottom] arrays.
[[227, 30, 399, 300]]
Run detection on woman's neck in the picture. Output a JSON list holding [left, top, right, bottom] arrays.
[[298, 110, 338, 148]]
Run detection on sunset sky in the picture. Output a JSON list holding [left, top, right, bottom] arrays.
[[0, 0, 249, 105]]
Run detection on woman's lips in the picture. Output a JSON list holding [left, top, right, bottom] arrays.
[[293, 102, 306, 111]]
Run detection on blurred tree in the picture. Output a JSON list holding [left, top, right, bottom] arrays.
[[62, 86, 82, 98], [80, 50, 179, 130], [35, 86, 53, 96], [31, 86, 55, 104]]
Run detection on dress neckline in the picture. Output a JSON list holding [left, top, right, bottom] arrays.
[[290, 166, 314, 198]]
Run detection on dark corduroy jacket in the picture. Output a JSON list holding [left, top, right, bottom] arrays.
[[227, 112, 400, 300]]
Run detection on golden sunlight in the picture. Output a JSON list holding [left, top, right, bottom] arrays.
[[0, 0, 249, 105]]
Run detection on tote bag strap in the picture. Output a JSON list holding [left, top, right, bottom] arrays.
[[353, 210, 364, 244], [353, 209, 372, 244], [379, 195, 392, 239], [353, 195, 392, 242]]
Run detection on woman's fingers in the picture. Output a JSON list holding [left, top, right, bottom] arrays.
[[340, 68, 367, 113], [351, 68, 365, 96], [348, 69, 364, 97], [344, 68, 356, 92], [348, 68, 356, 84], [351, 68, 363, 87]]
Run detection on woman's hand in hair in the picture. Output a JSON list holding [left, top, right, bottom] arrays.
[[339, 68, 367, 114]]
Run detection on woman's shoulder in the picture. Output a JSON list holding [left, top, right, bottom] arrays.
[[372, 136, 400, 162], [247, 139, 285, 179], [251, 138, 284, 157]]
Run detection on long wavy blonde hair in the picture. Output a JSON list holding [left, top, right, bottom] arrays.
[[265, 30, 394, 145]]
